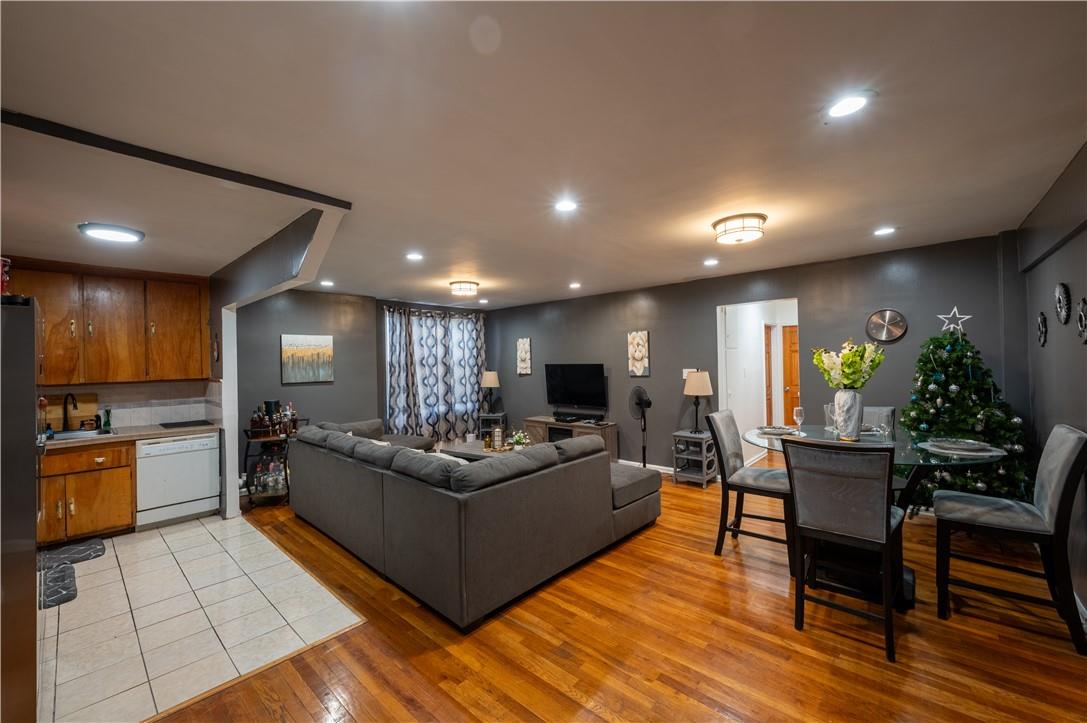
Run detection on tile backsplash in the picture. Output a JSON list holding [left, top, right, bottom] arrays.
[[44, 380, 223, 428]]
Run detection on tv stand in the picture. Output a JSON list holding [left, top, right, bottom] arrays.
[[523, 415, 619, 461], [553, 410, 604, 423]]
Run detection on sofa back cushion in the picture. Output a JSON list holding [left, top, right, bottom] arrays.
[[317, 421, 345, 432], [340, 419, 385, 439], [297, 426, 335, 446], [450, 444, 559, 493], [352, 439, 401, 469], [555, 435, 605, 463], [326, 433, 362, 457], [391, 449, 464, 489]]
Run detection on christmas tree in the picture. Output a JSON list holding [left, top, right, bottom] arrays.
[[900, 329, 1031, 508]]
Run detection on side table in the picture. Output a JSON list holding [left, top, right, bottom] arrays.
[[672, 430, 718, 488]]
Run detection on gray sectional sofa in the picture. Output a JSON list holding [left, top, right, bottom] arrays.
[[290, 425, 661, 628], [314, 419, 435, 451]]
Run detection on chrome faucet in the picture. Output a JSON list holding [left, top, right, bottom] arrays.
[[62, 393, 78, 431]]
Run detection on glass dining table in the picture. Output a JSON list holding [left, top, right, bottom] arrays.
[[742, 424, 1006, 609]]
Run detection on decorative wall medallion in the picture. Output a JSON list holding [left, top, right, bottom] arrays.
[[1077, 297, 1087, 344], [865, 308, 908, 343], [1037, 312, 1048, 348], [1055, 283, 1071, 324], [627, 330, 650, 377], [516, 337, 532, 375]]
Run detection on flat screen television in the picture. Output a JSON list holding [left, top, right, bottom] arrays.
[[545, 363, 607, 409]]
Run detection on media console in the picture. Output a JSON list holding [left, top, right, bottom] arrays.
[[522, 415, 619, 462]]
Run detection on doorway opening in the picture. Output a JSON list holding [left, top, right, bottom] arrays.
[[716, 298, 800, 463]]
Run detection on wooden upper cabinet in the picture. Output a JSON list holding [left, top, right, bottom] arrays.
[[7, 270, 83, 384], [147, 280, 204, 380], [82, 276, 146, 382]]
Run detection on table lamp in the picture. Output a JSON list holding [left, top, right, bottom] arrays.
[[482, 370, 500, 413], [683, 370, 713, 432]]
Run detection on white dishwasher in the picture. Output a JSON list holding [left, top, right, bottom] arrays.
[[136, 433, 221, 526]]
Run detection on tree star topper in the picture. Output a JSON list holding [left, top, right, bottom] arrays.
[[938, 306, 972, 332]]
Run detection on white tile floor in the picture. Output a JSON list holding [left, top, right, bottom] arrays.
[[39, 515, 364, 722]]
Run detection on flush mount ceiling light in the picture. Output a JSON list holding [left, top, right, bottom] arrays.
[[826, 90, 877, 119], [450, 280, 479, 296], [873, 226, 896, 236], [405, 251, 424, 261], [568, 281, 582, 289], [703, 258, 719, 267], [78, 222, 144, 243], [712, 213, 767, 245], [554, 198, 578, 213], [319, 280, 335, 287]]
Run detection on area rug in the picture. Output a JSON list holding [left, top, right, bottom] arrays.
[[41, 563, 77, 609]]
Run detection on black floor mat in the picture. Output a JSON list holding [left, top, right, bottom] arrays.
[[37, 538, 105, 571], [41, 564, 77, 609]]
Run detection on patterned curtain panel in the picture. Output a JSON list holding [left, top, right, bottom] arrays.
[[385, 306, 486, 441]]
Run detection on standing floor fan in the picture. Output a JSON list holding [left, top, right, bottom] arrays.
[[629, 386, 653, 468]]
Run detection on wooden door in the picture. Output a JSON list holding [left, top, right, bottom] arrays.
[[65, 467, 133, 538], [38, 476, 67, 544], [83, 276, 146, 382], [763, 325, 774, 425], [7, 270, 83, 384], [782, 325, 800, 420], [147, 280, 204, 380]]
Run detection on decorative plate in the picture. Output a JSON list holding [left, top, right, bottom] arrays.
[[866, 308, 908, 343], [1077, 297, 1087, 343], [1055, 283, 1071, 324], [1038, 311, 1048, 347], [927, 437, 989, 451], [757, 426, 799, 437]]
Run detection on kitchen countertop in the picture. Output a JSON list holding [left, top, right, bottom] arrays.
[[44, 423, 220, 451]]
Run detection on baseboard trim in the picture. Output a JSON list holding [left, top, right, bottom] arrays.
[[616, 458, 674, 475]]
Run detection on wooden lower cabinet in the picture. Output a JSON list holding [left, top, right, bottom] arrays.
[[38, 442, 135, 545]]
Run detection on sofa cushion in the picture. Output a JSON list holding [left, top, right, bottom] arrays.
[[317, 421, 345, 432], [517, 443, 560, 470], [297, 426, 334, 446], [326, 434, 362, 457], [555, 435, 605, 463], [391, 448, 462, 489], [340, 419, 385, 439], [352, 439, 402, 469], [384, 434, 435, 451], [610, 463, 662, 509], [450, 453, 538, 493]]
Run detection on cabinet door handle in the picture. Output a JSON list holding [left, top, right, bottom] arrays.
[[40, 318, 46, 337], [87, 320, 94, 337], [94, 457, 106, 465], [56, 500, 63, 519], [69, 319, 76, 338], [69, 498, 76, 516], [150, 321, 156, 337]]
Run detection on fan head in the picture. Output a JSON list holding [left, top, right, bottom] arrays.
[[629, 386, 652, 419]]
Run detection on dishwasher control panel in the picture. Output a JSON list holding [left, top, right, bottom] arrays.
[[136, 433, 219, 458]]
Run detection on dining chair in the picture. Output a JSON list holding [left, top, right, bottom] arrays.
[[934, 424, 1087, 655], [781, 436, 902, 661], [705, 410, 794, 572]]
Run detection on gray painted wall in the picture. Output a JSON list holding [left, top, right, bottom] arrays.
[[236, 290, 380, 461], [486, 236, 1026, 468]]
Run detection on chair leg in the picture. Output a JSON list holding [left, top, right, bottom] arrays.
[[730, 490, 745, 538], [1047, 537, 1087, 656], [882, 546, 896, 663], [1038, 542, 1061, 604], [936, 520, 951, 620], [714, 484, 731, 556], [782, 497, 798, 579], [794, 537, 806, 631]]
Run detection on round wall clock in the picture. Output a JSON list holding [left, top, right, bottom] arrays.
[[1055, 283, 1071, 324], [1037, 311, 1048, 347], [865, 308, 908, 343]]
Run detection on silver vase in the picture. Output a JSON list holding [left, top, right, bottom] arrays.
[[835, 389, 863, 441]]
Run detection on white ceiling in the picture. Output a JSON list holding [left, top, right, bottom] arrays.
[[2, 2, 1084, 307]]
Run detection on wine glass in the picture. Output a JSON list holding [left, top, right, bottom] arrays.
[[793, 406, 805, 429]]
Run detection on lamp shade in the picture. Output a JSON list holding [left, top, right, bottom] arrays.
[[683, 370, 713, 397], [481, 370, 500, 388]]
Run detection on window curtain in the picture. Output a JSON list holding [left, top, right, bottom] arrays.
[[385, 305, 486, 441]]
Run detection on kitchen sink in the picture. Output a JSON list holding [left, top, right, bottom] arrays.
[[51, 428, 117, 441]]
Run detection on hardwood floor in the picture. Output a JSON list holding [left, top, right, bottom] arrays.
[[162, 459, 1087, 721]]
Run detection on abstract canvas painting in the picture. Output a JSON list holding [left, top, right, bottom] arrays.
[[281, 334, 334, 383], [628, 330, 649, 377]]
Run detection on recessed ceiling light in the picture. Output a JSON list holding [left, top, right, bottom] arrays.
[[826, 90, 877, 119], [319, 280, 334, 287], [712, 213, 767, 244], [873, 226, 896, 236], [703, 258, 719, 267], [479, 299, 489, 305], [569, 282, 581, 289], [450, 280, 479, 296], [555, 198, 578, 213], [78, 222, 144, 243], [405, 251, 424, 261]]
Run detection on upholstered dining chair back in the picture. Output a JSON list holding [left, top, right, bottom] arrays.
[[1032, 424, 1087, 531], [863, 407, 896, 429], [782, 438, 895, 544], [706, 410, 745, 480]]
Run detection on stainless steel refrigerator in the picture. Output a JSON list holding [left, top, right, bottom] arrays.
[[1, 296, 42, 722]]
